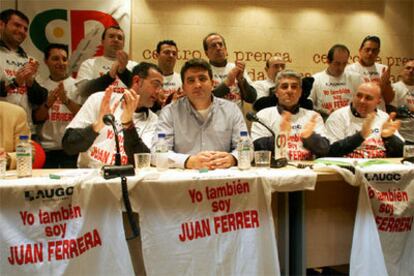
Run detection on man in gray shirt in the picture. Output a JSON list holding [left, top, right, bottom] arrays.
[[153, 58, 248, 169]]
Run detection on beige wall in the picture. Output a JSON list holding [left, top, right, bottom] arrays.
[[131, 0, 413, 82]]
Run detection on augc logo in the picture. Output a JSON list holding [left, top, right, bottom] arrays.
[[24, 186, 74, 201], [365, 173, 401, 182]]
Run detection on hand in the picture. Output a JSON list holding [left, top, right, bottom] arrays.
[[224, 66, 238, 87], [381, 112, 400, 138], [300, 114, 318, 139], [15, 63, 37, 86], [171, 88, 184, 103], [380, 66, 391, 86], [120, 89, 140, 124], [361, 112, 376, 138], [92, 86, 120, 132], [23, 60, 39, 87], [186, 151, 215, 169], [208, 152, 236, 169], [235, 61, 246, 82], [280, 111, 292, 133], [109, 60, 119, 79], [53, 82, 68, 104], [116, 50, 129, 73]]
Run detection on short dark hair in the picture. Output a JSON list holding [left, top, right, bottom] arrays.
[[180, 58, 213, 83], [44, 43, 68, 60], [359, 35, 381, 50], [101, 25, 123, 40], [156, 40, 177, 54], [0, 9, 29, 25], [131, 62, 162, 80], [202, 32, 226, 51], [327, 44, 350, 63]]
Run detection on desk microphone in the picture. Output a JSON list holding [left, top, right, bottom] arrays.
[[246, 112, 287, 168], [397, 106, 414, 119], [103, 114, 121, 166], [246, 111, 275, 137]]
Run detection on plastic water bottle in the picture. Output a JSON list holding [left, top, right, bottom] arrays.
[[237, 131, 253, 170], [155, 133, 169, 171], [16, 135, 32, 178]]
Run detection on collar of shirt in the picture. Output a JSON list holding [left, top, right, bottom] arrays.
[[277, 104, 300, 115], [0, 39, 27, 58]]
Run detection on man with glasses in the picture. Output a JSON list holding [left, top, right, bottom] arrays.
[[346, 35, 394, 108], [63, 62, 162, 168], [203, 33, 256, 108]]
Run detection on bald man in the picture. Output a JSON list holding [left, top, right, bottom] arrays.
[[326, 82, 403, 158], [253, 56, 286, 99]]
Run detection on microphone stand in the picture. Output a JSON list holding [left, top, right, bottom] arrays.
[[102, 114, 139, 240]]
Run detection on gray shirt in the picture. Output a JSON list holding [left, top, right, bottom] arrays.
[[153, 96, 248, 168]]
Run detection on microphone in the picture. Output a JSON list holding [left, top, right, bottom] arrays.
[[246, 111, 275, 137], [396, 106, 414, 119], [103, 114, 121, 166], [246, 112, 287, 168]]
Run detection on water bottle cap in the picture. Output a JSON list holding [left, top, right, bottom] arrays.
[[240, 131, 248, 137], [158, 133, 166, 138], [19, 135, 29, 140]]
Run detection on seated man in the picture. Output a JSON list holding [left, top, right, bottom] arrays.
[[154, 58, 248, 169], [0, 101, 30, 169], [62, 62, 162, 168], [251, 70, 329, 160], [326, 82, 403, 158]]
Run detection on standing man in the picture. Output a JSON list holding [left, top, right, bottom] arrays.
[[152, 40, 182, 112], [253, 56, 286, 100], [251, 70, 329, 160], [154, 58, 248, 169], [0, 9, 47, 133], [346, 35, 394, 107], [203, 33, 256, 108], [76, 25, 138, 101], [309, 44, 363, 119], [63, 62, 163, 168], [390, 60, 414, 144], [34, 43, 82, 168], [326, 82, 403, 158]]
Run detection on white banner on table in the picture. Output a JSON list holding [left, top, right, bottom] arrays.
[[0, 176, 134, 275], [132, 172, 281, 276], [350, 165, 414, 276]]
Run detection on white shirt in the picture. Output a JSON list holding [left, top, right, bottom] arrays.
[[325, 106, 403, 158], [391, 81, 414, 142], [251, 106, 327, 161], [309, 70, 363, 114], [210, 62, 254, 108], [37, 77, 81, 150], [76, 56, 138, 94], [162, 72, 182, 95], [253, 78, 275, 99], [66, 92, 157, 168]]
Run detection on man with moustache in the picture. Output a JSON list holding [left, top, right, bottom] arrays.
[[152, 40, 183, 113], [253, 56, 286, 100], [76, 25, 138, 101], [63, 62, 163, 168], [154, 58, 248, 169], [203, 33, 256, 108], [0, 9, 48, 133], [390, 60, 414, 144], [326, 82, 403, 158], [308, 44, 363, 120], [346, 35, 394, 108], [251, 70, 330, 160], [34, 43, 82, 168]]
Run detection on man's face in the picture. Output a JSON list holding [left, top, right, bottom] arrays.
[[134, 68, 163, 108], [156, 44, 178, 74], [183, 67, 214, 107], [266, 57, 286, 81], [327, 49, 349, 77], [352, 83, 381, 117], [275, 77, 302, 109], [102, 28, 124, 58], [0, 15, 28, 48], [359, 40, 380, 67], [45, 48, 68, 81], [401, 60, 414, 85], [205, 35, 228, 64]]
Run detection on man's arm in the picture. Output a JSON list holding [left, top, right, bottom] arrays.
[[237, 78, 257, 103], [383, 135, 404, 157], [76, 73, 117, 98], [27, 79, 48, 106], [122, 125, 150, 166], [62, 126, 99, 155]]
